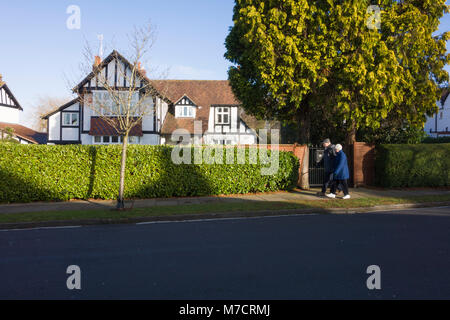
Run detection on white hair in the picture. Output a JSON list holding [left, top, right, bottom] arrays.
[[335, 144, 343, 151]]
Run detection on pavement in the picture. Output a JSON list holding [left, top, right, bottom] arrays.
[[1, 206, 450, 299], [1, 187, 450, 215]]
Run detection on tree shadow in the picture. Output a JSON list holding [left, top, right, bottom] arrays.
[[86, 146, 98, 199], [0, 167, 61, 204]]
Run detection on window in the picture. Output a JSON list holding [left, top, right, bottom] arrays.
[[213, 139, 232, 145], [440, 112, 444, 120], [216, 107, 230, 124], [94, 91, 140, 116], [128, 136, 141, 144], [93, 136, 139, 145], [182, 106, 193, 117], [63, 113, 79, 126]]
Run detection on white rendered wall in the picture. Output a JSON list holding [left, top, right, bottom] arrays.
[[48, 113, 61, 141], [0, 106, 20, 124]]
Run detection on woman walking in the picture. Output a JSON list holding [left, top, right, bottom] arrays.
[[326, 144, 351, 200]]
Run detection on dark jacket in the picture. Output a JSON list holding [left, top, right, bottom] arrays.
[[333, 150, 350, 180], [319, 144, 336, 173]]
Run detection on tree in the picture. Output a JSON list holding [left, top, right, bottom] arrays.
[[225, 0, 449, 145], [78, 24, 167, 209], [31, 96, 70, 132], [0, 127, 19, 144]]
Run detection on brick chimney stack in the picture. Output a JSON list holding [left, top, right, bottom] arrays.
[[93, 56, 102, 69], [137, 62, 147, 77]]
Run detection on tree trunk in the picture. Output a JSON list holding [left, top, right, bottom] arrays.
[[297, 110, 311, 145], [117, 132, 129, 210], [300, 147, 310, 190], [346, 121, 357, 146]]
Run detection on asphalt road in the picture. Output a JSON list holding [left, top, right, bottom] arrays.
[[1, 207, 450, 299]]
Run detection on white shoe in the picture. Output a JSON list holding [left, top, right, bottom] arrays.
[[343, 195, 351, 200], [326, 193, 336, 199]]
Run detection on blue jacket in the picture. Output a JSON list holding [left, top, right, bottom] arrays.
[[333, 150, 350, 180]]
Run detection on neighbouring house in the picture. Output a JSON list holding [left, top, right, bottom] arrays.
[[43, 50, 259, 145], [425, 88, 450, 137], [0, 74, 47, 144]]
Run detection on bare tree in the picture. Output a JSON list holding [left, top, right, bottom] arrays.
[[78, 23, 168, 209], [31, 96, 70, 132]]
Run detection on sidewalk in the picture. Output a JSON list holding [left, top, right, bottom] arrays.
[[1, 187, 450, 215]]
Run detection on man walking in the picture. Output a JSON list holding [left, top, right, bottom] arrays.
[[317, 138, 336, 196], [326, 144, 351, 200]]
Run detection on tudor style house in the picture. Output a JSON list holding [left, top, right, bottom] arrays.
[[425, 88, 450, 137], [0, 74, 47, 144], [43, 50, 258, 145]]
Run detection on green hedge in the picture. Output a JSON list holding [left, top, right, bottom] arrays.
[[0, 144, 299, 203], [422, 136, 450, 144], [375, 144, 450, 188]]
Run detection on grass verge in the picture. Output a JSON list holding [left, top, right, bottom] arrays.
[[0, 194, 450, 225]]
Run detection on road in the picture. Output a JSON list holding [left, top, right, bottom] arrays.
[[1, 207, 450, 299]]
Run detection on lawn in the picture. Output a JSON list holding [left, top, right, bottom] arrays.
[[1, 194, 450, 225]]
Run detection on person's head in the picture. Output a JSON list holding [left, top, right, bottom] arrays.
[[335, 144, 343, 153], [322, 138, 331, 148]]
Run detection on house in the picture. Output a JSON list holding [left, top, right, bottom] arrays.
[[0, 74, 47, 144], [43, 50, 258, 145], [424, 88, 450, 137]]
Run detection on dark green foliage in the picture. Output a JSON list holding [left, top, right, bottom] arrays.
[[357, 123, 427, 145], [422, 136, 450, 144], [0, 145, 299, 203], [375, 144, 450, 187]]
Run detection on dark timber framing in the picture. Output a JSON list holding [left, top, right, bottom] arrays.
[[0, 83, 23, 110]]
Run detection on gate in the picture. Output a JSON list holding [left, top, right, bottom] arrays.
[[309, 146, 325, 187]]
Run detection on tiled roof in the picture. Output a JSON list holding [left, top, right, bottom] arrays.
[[0, 122, 47, 144], [89, 117, 143, 136], [151, 80, 240, 134]]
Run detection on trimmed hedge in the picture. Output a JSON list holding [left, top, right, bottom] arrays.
[[422, 136, 450, 144], [375, 144, 450, 188], [0, 144, 299, 203]]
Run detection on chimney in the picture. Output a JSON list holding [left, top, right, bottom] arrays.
[[137, 62, 147, 77], [93, 56, 102, 69]]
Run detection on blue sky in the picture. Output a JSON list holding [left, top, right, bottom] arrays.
[[0, 0, 449, 127]]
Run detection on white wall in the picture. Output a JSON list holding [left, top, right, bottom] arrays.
[[204, 133, 256, 145], [425, 98, 450, 136], [0, 106, 20, 124], [48, 113, 61, 141], [80, 133, 91, 145], [62, 127, 79, 141], [141, 134, 160, 145]]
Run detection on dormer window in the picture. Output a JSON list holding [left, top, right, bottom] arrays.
[[175, 95, 196, 118]]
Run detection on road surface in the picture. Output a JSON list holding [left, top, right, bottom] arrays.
[[1, 207, 450, 299]]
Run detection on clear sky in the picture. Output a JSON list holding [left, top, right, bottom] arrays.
[[0, 0, 449, 128]]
